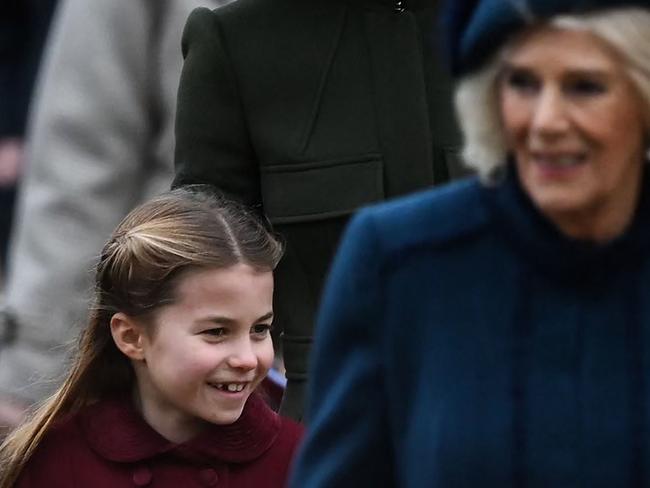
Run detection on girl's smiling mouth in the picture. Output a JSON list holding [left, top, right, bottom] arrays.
[[208, 382, 249, 393]]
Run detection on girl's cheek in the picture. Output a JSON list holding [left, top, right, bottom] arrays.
[[259, 342, 275, 372]]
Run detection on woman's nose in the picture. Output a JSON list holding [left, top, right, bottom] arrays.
[[530, 86, 570, 137]]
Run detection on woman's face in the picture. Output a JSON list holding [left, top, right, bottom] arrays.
[[499, 26, 648, 240], [134, 264, 274, 442]]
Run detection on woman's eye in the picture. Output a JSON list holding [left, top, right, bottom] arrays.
[[505, 70, 539, 94], [566, 79, 606, 96], [251, 324, 272, 336]]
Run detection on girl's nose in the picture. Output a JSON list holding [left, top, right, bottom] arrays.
[[227, 338, 258, 371], [531, 87, 570, 137]]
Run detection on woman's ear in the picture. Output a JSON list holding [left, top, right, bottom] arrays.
[[110, 312, 147, 360]]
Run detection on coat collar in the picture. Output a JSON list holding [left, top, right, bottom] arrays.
[[484, 162, 650, 282], [79, 393, 280, 464]]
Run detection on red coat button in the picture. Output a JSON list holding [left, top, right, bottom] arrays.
[[132, 466, 152, 486], [199, 468, 219, 486]]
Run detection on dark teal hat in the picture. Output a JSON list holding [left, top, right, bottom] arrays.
[[442, 0, 650, 76]]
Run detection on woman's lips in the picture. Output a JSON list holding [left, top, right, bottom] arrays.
[[528, 152, 587, 178], [534, 156, 584, 166]]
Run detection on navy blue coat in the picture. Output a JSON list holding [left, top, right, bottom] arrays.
[[290, 169, 650, 487]]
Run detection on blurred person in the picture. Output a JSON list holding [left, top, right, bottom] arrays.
[[0, 188, 303, 488], [0, 0, 227, 432], [290, 0, 650, 486], [0, 0, 58, 274], [174, 0, 463, 421]]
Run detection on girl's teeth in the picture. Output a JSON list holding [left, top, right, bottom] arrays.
[[214, 383, 245, 392]]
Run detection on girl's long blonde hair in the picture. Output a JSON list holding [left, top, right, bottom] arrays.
[[0, 187, 283, 487]]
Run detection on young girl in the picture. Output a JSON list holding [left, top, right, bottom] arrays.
[[0, 187, 303, 487]]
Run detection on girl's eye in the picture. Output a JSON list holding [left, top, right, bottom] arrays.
[[202, 327, 227, 337], [251, 324, 272, 337], [505, 70, 539, 94]]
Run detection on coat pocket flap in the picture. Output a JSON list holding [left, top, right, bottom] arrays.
[[261, 154, 384, 224]]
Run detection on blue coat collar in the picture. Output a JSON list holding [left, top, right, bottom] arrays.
[[484, 163, 650, 282]]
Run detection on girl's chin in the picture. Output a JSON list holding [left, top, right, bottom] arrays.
[[203, 403, 248, 425]]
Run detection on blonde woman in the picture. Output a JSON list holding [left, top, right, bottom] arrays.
[[291, 0, 650, 485]]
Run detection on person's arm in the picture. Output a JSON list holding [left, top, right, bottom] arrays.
[[173, 7, 261, 207], [289, 210, 395, 487], [0, 0, 170, 408]]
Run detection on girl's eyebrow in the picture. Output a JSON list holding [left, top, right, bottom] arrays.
[[256, 311, 274, 322], [202, 311, 274, 325], [204, 316, 236, 326]]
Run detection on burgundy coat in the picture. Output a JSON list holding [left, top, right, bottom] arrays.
[[15, 394, 303, 487]]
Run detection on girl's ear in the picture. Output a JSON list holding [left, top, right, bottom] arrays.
[[110, 312, 147, 360]]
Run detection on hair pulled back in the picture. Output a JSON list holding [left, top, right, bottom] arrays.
[[0, 186, 283, 488]]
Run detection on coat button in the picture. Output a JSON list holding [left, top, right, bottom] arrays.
[[198, 468, 219, 486], [132, 466, 152, 486]]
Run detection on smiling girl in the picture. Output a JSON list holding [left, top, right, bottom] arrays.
[[0, 187, 302, 487]]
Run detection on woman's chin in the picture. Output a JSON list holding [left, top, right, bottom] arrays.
[[528, 186, 588, 215]]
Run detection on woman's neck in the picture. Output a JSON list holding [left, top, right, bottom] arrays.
[[544, 172, 643, 243]]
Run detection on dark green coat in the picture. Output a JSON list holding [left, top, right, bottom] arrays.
[[173, 0, 461, 420]]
